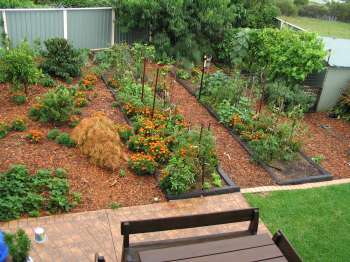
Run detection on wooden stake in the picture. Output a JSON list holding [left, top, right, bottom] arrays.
[[198, 56, 206, 100], [151, 67, 160, 118], [141, 58, 146, 102]]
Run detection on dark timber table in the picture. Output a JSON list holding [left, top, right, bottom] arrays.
[[138, 234, 288, 262]]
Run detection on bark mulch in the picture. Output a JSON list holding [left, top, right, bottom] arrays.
[[159, 71, 274, 188], [0, 78, 165, 214], [302, 112, 350, 179]]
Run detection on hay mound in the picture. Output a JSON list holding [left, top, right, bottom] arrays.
[[71, 112, 126, 170]]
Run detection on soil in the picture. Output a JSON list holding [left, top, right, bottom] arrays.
[[302, 113, 350, 179], [0, 78, 165, 214], [145, 65, 275, 188]]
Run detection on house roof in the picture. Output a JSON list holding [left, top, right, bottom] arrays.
[[322, 37, 350, 68]]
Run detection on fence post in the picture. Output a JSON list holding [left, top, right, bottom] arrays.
[[111, 8, 115, 46], [63, 9, 68, 39], [2, 11, 8, 49]]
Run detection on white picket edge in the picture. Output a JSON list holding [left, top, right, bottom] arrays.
[[0, 7, 113, 12]]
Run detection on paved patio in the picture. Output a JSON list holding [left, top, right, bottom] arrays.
[[0, 193, 269, 262]]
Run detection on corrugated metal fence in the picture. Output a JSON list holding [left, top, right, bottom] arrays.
[[0, 7, 147, 49]]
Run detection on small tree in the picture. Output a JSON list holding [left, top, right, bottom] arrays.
[[0, 41, 40, 95]]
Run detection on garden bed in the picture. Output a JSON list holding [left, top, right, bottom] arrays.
[[170, 67, 332, 185], [0, 77, 165, 215], [101, 73, 240, 200]]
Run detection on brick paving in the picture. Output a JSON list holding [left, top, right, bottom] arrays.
[[0, 193, 269, 262], [242, 178, 350, 193]]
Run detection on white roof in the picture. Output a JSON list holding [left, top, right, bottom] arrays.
[[322, 37, 350, 68]]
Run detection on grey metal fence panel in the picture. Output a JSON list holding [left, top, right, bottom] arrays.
[[6, 10, 63, 47], [115, 22, 148, 45], [67, 9, 111, 49]]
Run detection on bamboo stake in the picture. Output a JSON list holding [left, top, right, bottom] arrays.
[[151, 67, 160, 118]]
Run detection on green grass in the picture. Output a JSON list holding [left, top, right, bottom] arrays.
[[245, 184, 350, 262], [280, 16, 350, 39]]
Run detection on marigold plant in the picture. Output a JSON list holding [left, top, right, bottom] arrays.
[[128, 153, 157, 176], [80, 73, 98, 90], [26, 129, 44, 143]]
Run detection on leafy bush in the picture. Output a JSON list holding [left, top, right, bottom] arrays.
[[332, 86, 350, 121], [0, 0, 36, 8], [0, 122, 10, 139], [128, 153, 157, 176], [276, 0, 298, 16], [55, 132, 76, 148], [47, 128, 61, 140], [39, 73, 56, 88], [0, 41, 40, 94], [11, 118, 27, 132], [0, 165, 77, 221], [71, 112, 126, 170], [116, 0, 278, 62], [11, 93, 27, 105], [201, 71, 245, 107], [219, 28, 327, 84], [267, 81, 316, 113], [29, 86, 75, 124], [41, 38, 84, 81], [176, 69, 191, 80], [4, 229, 31, 262], [160, 155, 195, 195], [74, 91, 89, 107]]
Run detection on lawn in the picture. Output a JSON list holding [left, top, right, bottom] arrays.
[[245, 184, 350, 262], [280, 16, 350, 39]]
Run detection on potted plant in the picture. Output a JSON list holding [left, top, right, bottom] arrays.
[[4, 229, 32, 262]]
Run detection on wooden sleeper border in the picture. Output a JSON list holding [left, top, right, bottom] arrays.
[[170, 67, 333, 186], [101, 74, 240, 201]]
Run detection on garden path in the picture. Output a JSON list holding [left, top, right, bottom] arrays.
[[0, 193, 269, 262]]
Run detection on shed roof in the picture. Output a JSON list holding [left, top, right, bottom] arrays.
[[322, 37, 350, 68]]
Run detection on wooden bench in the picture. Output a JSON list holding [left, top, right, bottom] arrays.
[[121, 208, 302, 262], [121, 208, 259, 262]]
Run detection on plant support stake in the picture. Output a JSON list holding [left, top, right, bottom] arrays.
[[198, 55, 207, 100], [151, 67, 160, 118], [141, 58, 146, 102]]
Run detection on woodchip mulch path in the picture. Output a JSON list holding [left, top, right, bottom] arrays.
[[302, 112, 350, 179], [0, 78, 165, 214]]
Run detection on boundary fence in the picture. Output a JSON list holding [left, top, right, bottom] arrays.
[[0, 7, 147, 49]]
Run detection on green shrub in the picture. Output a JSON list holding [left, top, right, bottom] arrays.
[[4, 229, 31, 262], [267, 81, 316, 113], [0, 165, 77, 221], [28, 86, 75, 124], [0, 122, 10, 139], [176, 69, 191, 80], [10, 118, 27, 132], [55, 132, 76, 147], [11, 93, 27, 105], [47, 128, 61, 140], [276, 0, 298, 16], [332, 87, 350, 121], [160, 155, 196, 195], [40, 73, 56, 88], [0, 41, 40, 94], [41, 38, 84, 81]]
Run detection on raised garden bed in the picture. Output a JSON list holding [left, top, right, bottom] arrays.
[[170, 67, 332, 185], [101, 74, 240, 200]]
